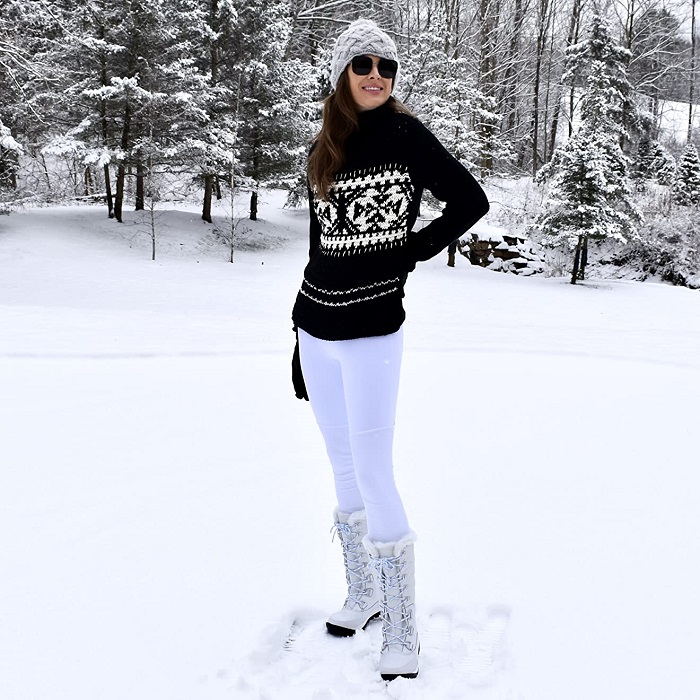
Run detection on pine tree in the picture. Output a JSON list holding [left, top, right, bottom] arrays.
[[672, 144, 700, 206], [536, 15, 641, 284], [0, 120, 22, 211], [0, 21, 24, 204], [563, 13, 638, 141], [635, 135, 675, 185], [402, 23, 480, 171], [231, 0, 317, 220], [401, 12, 511, 177], [0, 0, 67, 201]]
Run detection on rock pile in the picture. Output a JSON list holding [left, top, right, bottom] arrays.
[[458, 229, 545, 276]]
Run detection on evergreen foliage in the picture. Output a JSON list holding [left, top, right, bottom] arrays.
[[536, 14, 641, 284], [1, 0, 698, 296], [563, 14, 637, 138], [672, 143, 700, 206], [635, 136, 676, 184], [535, 127, 639, 245]]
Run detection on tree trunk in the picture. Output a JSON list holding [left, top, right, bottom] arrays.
[[567, 0, 584, 138], [250, 122, 261, 220], [84, 167, 93, 197], [40, 153, 52, 193], [202, 175, 213, 223], [98, 6, 114, 218], [103, 164, 114, 217], [689, 0, 696, 142], [578, 236, 588, 280], [114, 100, 132, 223], [215, 175, 221, 200], [531, 0, 552, 176], [115, 164, 126, 223], [447, 239, 457, 267], [501, 0, 525, 136], [477, 0, 500, 175], [250, 189, 258, 221], [570, 234, 584, 284], [135, 156, 144, 211]]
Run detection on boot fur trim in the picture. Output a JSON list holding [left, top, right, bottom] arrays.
[[333, 508, 368, 526], [363, 530, 417, 558]]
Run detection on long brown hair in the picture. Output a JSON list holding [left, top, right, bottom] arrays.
[[307, 70, 413, 200]]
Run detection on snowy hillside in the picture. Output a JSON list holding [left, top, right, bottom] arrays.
[[1, 194, 699, 700]]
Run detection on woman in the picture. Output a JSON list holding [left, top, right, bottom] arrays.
[[291, 18, 489, 680]]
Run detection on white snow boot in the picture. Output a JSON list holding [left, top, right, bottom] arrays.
[[364, 532, 419, 680], [326, 509, 382, 637]]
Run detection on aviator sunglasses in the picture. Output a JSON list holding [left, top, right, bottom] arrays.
[[351, 54, 398, 80]]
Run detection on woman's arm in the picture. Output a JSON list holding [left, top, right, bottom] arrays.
[[406, 120, 489, 264]]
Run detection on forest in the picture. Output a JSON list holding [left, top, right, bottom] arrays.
[[1, 0, 700, 286]]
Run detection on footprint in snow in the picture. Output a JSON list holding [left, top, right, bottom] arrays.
[[229, 605, 514, 699]]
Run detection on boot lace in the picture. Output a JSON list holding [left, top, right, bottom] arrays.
[[331, 521, 373, 611], [373, 554, 416, 652]]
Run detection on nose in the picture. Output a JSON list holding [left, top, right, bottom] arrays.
[[368, 62, 382, 78]]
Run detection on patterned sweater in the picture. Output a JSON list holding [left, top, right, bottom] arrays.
[[292, 101, 489, 341]]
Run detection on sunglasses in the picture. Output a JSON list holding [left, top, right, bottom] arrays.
[[350, 55, 398, 80]]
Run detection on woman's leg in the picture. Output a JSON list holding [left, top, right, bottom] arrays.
[[297, 329, 364, 514], [337, 330, 410, 542]]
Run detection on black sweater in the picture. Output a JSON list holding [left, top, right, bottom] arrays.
[[292, 101, 489, 341]]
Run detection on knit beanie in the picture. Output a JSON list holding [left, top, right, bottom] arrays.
[[329, 19, 400, 91]]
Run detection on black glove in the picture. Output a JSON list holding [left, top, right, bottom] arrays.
[[292, 333, 309, 401]]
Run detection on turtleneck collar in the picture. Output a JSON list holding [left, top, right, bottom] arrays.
[[356, 101, 394, 127]]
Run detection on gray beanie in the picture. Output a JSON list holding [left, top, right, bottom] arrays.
[[329, 19, 400, 90]]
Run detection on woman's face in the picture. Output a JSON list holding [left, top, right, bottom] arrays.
[[346, 54, 393, 111]]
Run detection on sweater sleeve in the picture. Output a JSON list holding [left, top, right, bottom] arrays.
[[406, 120, 489, 263]]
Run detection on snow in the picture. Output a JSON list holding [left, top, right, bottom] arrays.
[[1, 194, 699, 700]]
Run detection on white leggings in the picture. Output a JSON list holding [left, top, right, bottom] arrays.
[[298, 328, 410, 542]]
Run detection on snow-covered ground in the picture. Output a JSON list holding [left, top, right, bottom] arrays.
[[1, 193, 699, 700]]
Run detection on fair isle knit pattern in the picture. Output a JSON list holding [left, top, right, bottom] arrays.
[[315, 165, 414, 256], [300, 276, 402, 307]]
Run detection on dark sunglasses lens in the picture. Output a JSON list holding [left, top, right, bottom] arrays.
[[351, 56, 397, 79], [378, 59, 398, 79], [351, 56, 373, 75]]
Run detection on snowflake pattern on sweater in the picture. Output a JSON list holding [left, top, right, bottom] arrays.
[[314, 165, 414, 256]]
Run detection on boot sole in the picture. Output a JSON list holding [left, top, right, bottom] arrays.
[[381, 670, 419, 681], [326, 611, 380, 637], [380, 643, 420, 681]]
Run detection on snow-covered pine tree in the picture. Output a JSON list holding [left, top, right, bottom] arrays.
[[0, 120, 22, 212], [563, 13, 638, 145], [0, 17, 26, 206], [34, 0, 126, 214], [672, 143, 700, 205], [536, 14, 642, 284], [231, 0, 317, 220], [535, 126, 639, 279], [401, 7, 511, 177], [0, 0, 68, 201], [165, 0, 246, 224], [635, 136, 675, 185], [175, 0, 318, 224], [402, 22, 479, 171]]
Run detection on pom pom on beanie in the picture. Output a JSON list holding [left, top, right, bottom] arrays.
[[329, 19, 400, 90]]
